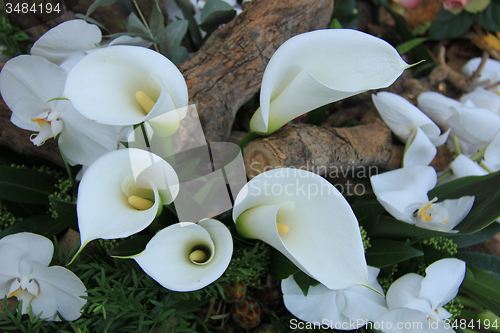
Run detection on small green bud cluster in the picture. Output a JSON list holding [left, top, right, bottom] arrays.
[[444, 298, 464, 322], [378, 264, 398, 294], [360, 225, 371, 252], [422, 237, 458, 255], [0, 199, 21, 232]]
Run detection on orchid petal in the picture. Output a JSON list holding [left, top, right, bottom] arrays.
[[233, 168, 368, 289], [250, 29, 407, 134], [77, 149, 179, 247], [30, 263, 86, 321], [431, 196, 474, 232], [370, 166, 436, 223], [31, 19, 101, 65], [484, 131, 500, 170], [451, 154, 489, 177], [403, 128, 437, 167], [63, 45, 188, 127], [375, 308, 452, 332], [386, 273, 424, 310], [448, 105, 500, 145], [131, 219, 232, 292], [417, 92, 461, 129], [462, 58, 500, 92], [0, 232, 53, 267], [0, 55, 66, 126], [419, 258, 466, 310], [460, 87, 500, 115]]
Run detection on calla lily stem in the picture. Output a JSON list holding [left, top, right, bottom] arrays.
[[237, 131, 259, 150]]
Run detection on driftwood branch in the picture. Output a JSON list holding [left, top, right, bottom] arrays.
[[243, 110, 455, 179]]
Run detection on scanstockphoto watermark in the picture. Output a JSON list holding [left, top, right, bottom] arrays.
[[248, 163, 379, 197], [290, 318, 441, 330]]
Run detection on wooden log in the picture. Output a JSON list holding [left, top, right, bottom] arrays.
[[178, 0, 334, 142], [243, 110, 455, 179]]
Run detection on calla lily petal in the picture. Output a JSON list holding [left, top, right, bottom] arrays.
[[77, 148, 179, 248], [131, 219, 232, 292], [233, 168, 368, 290], [419, 258, 466, 310], [417, 92, 461, 129], [250, 29, 407, 134], [403, 128, 437, 167], [63, 45, 188, 127], [370, 166, 437, 223], [451, 154, 489, 177], [31, 19, 101, 65]]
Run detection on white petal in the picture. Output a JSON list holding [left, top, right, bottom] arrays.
[[132, 219, 232, 291], [233, 168, 369, 289], [30, 263, 86, 321], [76, 149, 178, 247], [419, 258, 466, 310], [31, 19, 101, 65], [370, 166, 436, 223], [448, 105, 500, 145], [386, 273, 424, 310], [417, 92, 461, 129], [450, 155, 489, 178], [433, 196, 474, 232], [403, 128, 437, 167], [373, 92, 439, 142], [460, 87, 500, 115], [0, 233, 53, 267], [250, 29, 407, 134], [374, 308, 452, 333], [63, 45, 188, 126], [0, 244, 32, 297], [462, 57, 500, 91], [484, 131, 500, 170], [0, 55, 66, 126]]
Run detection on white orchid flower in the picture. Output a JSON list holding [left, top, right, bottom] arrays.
[[125, 219, 232, 292], [462, 57, 500, 94], [417, 91, 461, 130], [483, 131, 500, 171], [460, 87, 500, 115], [375, 258, 466, 333], [63, 45, 189, 136], [0, 233, 86, 321], [450, 154, 488, 178], [0, 55, 118, 166], [75, 148, 179, 256], [370, 166, 474, 232], [31, 19, 151, 72], [232, 168, 369, 290], [249, 29, 408, 135], [372, 92, 449, 166], [282, 266, 388, 329]]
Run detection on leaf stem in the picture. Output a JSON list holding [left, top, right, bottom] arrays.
[[132, 0, 160, 52], [237, 131, 259, 150], [453, 135, 461, 155]]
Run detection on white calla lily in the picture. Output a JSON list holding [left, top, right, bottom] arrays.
[[372, 92, 449, 166], [370, 166, 474, 232], [0, 233, 86, 321], [233, 168, 369, 290], [128, 219, 232, 292], [75, 148, 179, 255], [63, 45, 188, 134], [282, 266, 388, 329], [0, 55, 118, 166], [249, 29, 408, 135], [375, 258, 465, 332]]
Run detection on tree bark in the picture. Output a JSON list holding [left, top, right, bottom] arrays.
[[243, 110, 455, 179]]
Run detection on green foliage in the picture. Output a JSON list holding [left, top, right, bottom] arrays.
[[396, 38, 428, 55], [293, 271, 320, 297], [377, 264, 398, 294], [360, 225, 371, 252], [222, 240, 270, 287], [421, 237, 458, 255], [0, 15, 31, 57], [366, 239, 423, 268], [444, 298, 464, 322], [457, 251, 500, 280], [199, 0, 236, 33], [0, 199, 21, 233], [330, 0, 359, 29]]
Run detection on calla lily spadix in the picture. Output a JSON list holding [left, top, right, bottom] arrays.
[[372, 92, 450, 166], [122, 219, 232, 292], [370, 166, 474, 232], [74, 148, 179, 259], [0, 55, 119, 166], [374, 258, 466, 333], [232, 168, 369, 290], [0, 233, 87, 321], [249, 29, 408, 135], [63, 45, 189, 135], [282, 266, 388, 329]]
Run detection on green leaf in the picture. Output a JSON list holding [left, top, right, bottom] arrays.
[[149, 0, 165, 40], [396, 38, 428, 55], [366, 239, 423, 267], [452, 223, 500, 248], [352, 202, 385, 234], [74, 14, 110, 33], [427, 9, 473, 40], [0, 215, 67, 239], [268, 247, 300, 279], [199, 0, 236, 33], [49, 197, 78, 231], [462, 266, 500, 303], [175, 0, 203, 48], [160, 20, 189, 64], [473, 1, 500, 31], [457, 252, 500, 280], [86, 0, 118, 17], [306, 105, 327, 126], [127, 12, 150, 35], [460, 286, 500, 318], [330, 0, 359, 29], [293, 271, 320, 297], [429, 171, 500, 233], [370, 215, 448, 239], [0, 166, 58, 204], [108, 235, 152, 257]]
